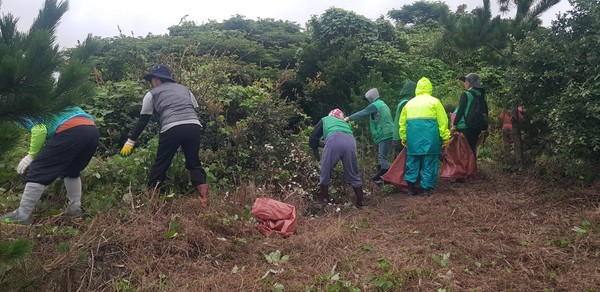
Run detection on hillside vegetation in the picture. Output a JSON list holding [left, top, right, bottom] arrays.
[[1, 0, 599, 290]]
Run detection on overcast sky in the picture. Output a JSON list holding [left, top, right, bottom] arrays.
[[1, 0, 573, 49]]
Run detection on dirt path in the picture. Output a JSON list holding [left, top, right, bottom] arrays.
[[354, 171, 600, 290], [2, 166, 599, 291]]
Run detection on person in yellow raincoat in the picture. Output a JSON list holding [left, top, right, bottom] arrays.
[[399, 77, 450, 196]]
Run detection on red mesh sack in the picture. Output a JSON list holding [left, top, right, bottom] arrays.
[[250, 198, 297, 238], [440, 132, 477, 180], [381, 148, 421, 192]]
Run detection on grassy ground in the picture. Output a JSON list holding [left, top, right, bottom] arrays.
[[1, 163, 599, 291]]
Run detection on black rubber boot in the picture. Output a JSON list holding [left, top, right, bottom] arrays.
[[407, 182, 415, 196], [353, 186, 365, 207], [374, 168, 388, 184], [371, 164, 382, 181], [318, 185, 329, 204], [422, 188, 433, 196]]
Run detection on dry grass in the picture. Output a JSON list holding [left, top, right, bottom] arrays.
[[1, 163, 600, 291]]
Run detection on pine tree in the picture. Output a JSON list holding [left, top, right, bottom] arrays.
[[0, 239, 32, 266], [443, 0, 560, 54], [0, 0, 99, 155]]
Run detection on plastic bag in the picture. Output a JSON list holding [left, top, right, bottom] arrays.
[[250, 198, 297, 238], [440, 132, 477, 180], [381, 148, 421, 192]]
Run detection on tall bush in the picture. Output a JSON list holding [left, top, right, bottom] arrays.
[[508, 0, 600, 180]]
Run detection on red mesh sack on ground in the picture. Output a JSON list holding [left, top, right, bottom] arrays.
[[440, 132, 477, 180], [250, 198, 297, 238], [381, 148, 421, 192]]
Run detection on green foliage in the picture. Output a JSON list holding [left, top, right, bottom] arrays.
[[441, 0, 558, 62], [549, 237, 571, 248], [572, 220, 600, 238], [178, 56, 315, 189], [264, 250, 289, 266], [92, 35, 167, 82], [298, 8, 413, 120], [432, 253, 450, 268], [0, 238, 32, 264], [366, 258, 405, 291], [0, 1, 99, 156], [165, 216, 180, 239], [388, 1, 450, 27], [77, 54, 317, 205], [83, 80, 155, 155], [360, 243, 374, 252], [112, 278, 136, 292], [81, 136, 189, 211], [168, 15, 306, 69], [441, 5, 508, 63], [313, 264, 361, 292], [0, 123, 25, 155], [508, 0, 600, 179]]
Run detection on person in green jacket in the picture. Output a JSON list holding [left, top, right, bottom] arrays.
[[3, 107, 99, 224], [309, 109, 364, 207], [392, 81, 417, 156], [345, 88, 394, 184], [399, 77, 450, 196], [452, 73, 489, 156]]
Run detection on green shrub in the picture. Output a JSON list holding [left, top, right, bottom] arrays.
[[83, 80, 158, 156]]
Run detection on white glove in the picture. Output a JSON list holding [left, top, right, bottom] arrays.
[[17, 155, 34, 174]]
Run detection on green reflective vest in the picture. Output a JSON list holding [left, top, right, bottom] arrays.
[[322, 116, 353, 140]]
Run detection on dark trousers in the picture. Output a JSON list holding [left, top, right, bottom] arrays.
[[458, 128, 481, 157], [26, 125, 99, 185], [148, 124, 206, 188]]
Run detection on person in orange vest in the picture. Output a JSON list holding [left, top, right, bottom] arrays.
[[499, 106, 524, 151]]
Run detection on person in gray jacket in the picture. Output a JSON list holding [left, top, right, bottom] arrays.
[[120, 64, 208, 207]]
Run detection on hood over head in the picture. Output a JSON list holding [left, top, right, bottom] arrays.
[[364, 88, 380, 103], [399, 81, 417, 99], [415, 77, 433, 96]]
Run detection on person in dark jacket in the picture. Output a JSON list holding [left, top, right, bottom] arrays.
[[392, 81, 417, 156], [3, 107, 99, 224], [309, 109, 364, 207], [452, 73, 489, 156], [120, 64, 209, 207]]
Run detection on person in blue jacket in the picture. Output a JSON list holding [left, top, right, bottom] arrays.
[[345, 88, 394, 184], [399, 77, 450, 196], [3, 107, 99, 224]]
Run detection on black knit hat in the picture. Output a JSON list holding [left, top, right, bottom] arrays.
[[144, 64, 175, 82]]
